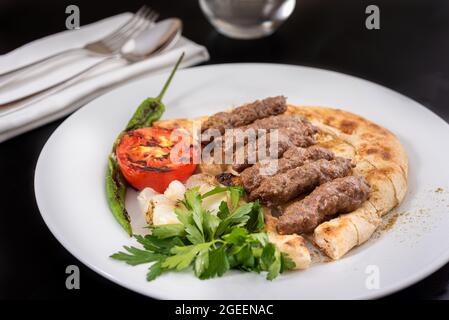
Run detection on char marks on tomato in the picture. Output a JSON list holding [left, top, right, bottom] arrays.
[[116, 127, 196, 192]]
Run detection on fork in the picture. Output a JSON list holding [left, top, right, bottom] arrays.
[[0, 6, 158, 85]]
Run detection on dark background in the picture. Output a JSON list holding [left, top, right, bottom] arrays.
[[0, 0, 448, 300]]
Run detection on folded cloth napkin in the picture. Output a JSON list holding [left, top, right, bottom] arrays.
[[0, 13, 209, 143]]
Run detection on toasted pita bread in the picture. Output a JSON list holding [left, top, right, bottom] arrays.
[[153, 104, 408, 263], [283, 106, 407, 260], [264, 210, 311, 269]]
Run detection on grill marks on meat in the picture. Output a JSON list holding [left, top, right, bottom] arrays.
[[240, 146, 335, 192], [250, 157, 353, 205], [231, 127, 317, 172], [277, 176, 371, 235], [231, 116, 317, 170], [208, 114, 318, 170], [201, 96, 287, 134], [239, 114, 318, 134], [208, 114, 317, 149]]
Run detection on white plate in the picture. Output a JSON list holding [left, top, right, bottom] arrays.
[[35, 64, 449, 299]]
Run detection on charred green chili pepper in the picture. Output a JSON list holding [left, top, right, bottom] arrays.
[[106, 53, 185, 235], [106, 154, 131, 235]]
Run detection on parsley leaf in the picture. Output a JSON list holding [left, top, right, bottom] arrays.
[[203, 211, 220, 241], [202, 186, 245, 211], [215, 202, 253, 237], [222, 227, 248, 246], [201, 186, 245, 200], [235, 244, 256, 269], [110, 246, 164, 266], [174, 206, 191, 225], [194, 247, 210, 277], [185, 188, 204, 236], [185, 223, 205, 244], [245, 200, 265, 233], [111, 184, 295, 282], [261, 242, 276, 270], [248, 232, 269, 246], [217, 201, 230, 220], [135, 234, 183, 255], [267, 248, 281, 280], [281, 253, 296, 272], [200, 246, 229, 279], [230, 187, 244, 209], [162, 242, 213, 271], [151, 224, 185, 238], [147, 261, 164, 281]]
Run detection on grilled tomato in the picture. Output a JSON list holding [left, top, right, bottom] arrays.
[[116, 127, 196, 193]]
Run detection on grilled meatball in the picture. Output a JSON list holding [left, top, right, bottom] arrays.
[[206, 114, 318, 168], [277, 176, 371, 234], [240, 146, 335, 192], [239, 114, 318, 135], [205, 114, 317, 147], [231, 127, 317, 172], [201, 96, 287, 134], [250, 157, 353, 205]]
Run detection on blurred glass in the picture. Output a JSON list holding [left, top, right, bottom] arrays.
[[199, 0, 296, 39]]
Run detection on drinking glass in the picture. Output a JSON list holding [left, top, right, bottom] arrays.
[[199, 0, 296, 39]]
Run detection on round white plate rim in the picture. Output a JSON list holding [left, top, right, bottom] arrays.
[[34, 63, 449, 300]]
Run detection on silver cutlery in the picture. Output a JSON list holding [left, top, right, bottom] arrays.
[[0, 6, 158, 86], [0, 18, 183, 113]]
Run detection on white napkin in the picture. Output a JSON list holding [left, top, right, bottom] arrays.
[[0, 13, 209, 142]]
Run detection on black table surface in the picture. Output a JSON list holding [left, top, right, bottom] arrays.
[[1, 0, 448, 300]]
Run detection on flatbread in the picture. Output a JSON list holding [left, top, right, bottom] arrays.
[[284, 106, 407, 259], [264, 210, 311, 269], [153, 104, 408, 263]]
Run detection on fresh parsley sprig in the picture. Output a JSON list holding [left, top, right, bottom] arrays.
[[110, 186, 295, 281]]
